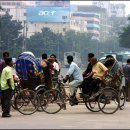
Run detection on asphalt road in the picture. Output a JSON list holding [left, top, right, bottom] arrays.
[[0, 67, 127, 129], [0, 102, 130, 129]]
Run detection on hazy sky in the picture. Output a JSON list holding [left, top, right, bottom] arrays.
[[70, 1, 130, 16]]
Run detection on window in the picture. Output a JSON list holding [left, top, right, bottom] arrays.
[[62, 16, 67, 19], [2, 2, 6, 5], [7, 2, 11, 6], [17, 2, 20, 6], [12, 2, 15, 6], [24, 13, 27, 16], [87, 21, 99, 24], [7, 8, 10, 12]]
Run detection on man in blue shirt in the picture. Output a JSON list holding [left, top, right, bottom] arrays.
[[63, 55, 83, 106]]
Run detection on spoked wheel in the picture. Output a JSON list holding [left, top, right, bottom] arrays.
[[15, 89, 39, 115], [40, 89, 64, 114], [119, 87, 126, 110], [35, 87, 47, 112], [83, 95, 101, 112], [98, 89, 119, 114], [11, 96, 18, 110], [56, 83, 67, 110]]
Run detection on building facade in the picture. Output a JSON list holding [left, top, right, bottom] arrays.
[[71, 11, 99, 39], [110, 4, 125, 17], [92, 1, 126, 17], [0, 1, 26, 22], [74, 5, 112, 41]]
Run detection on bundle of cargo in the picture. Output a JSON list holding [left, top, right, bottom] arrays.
[[15, 52, 43, 90]]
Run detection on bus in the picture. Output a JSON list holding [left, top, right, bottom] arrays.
[[64, 51, 81, 67]]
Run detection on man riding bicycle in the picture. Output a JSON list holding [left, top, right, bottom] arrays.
[[63, 55, 83, 106]]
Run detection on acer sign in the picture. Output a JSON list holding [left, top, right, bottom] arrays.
[[27, 7, 70, 22], [38, 11, 56, 16]]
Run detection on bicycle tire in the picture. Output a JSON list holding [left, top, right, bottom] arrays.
[[35, 87, 47, 112], [83, 96, 101, 112], [40, 89, 64, 114], [119, 87, 126, 110], [98, 89, 119, 114], [15, 89, 39, 115]]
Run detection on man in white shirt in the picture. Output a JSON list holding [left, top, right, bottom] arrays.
[[63, 55, 83, 106], [50, 54, 60, 77]]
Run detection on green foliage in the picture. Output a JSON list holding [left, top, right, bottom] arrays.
[[0, 12, 23, 57], [119, 25, 130, 48], [26, 28, 93, 61], [26, 27, 64, 58]]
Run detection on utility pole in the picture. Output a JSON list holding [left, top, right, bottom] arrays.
[[22, 21, 27, 52]]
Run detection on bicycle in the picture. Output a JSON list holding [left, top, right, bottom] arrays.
[[13, 78, 40, 115], [39, 75, 120, 114]]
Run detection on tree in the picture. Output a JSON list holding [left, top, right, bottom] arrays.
[[119, 16, 130, 48], [26, 27, 64, 58], [0, 12, 23, 57], [119, 25, 130, 48]]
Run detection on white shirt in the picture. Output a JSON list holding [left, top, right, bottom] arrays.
[[67, 62, 83, 81], [53, 62, 59, 72]]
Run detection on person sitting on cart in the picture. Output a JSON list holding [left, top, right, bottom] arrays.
[[81, 53, 95, 94], [83, 57, 108, 98], [104, 55, 115, 69]]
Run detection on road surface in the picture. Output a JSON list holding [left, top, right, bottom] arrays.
[[0, 102, 130, 129]]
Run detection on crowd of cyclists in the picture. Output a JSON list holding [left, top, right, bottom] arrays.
[[0, 51, 130, 117]]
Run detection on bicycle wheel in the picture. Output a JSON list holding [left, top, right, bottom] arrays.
[[83, 95, 101, 112], [36, 87, 47, 112], [119, 87, 126, 110], [40, 89, 64, 114], [15, 89, 39, 115], [98, 89, 119, 114]]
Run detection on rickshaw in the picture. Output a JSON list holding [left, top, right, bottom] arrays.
[[14, 52, 44, 115], [39, 60, 126, 114]]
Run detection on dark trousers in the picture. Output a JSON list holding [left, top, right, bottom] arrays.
[[125, 79, 130, 101], [1, 88, 12, 116], [81, 78, 101, 96], [81, 77, 92, 94]]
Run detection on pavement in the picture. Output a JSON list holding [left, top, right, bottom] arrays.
[[1, 102, 130, 129]]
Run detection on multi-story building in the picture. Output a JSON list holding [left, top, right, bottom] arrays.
[[0, 1, 26, 22], [110, 4, 125, 17], [92, 1, 126, 17], [26, 6, 70, 37], [70, 19, 87, 32], [71, 11, 99, 39], [92, 1, 111, 17], [73, 5, 112, 41]]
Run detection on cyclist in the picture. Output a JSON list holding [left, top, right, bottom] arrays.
[[63, 55, 83, 106]]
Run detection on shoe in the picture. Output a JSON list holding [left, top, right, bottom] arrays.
[[100, 99, 110, 104], [2, 114, 12, 118], [69, 101, 78, 106], [69, 97, 78, 106]]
